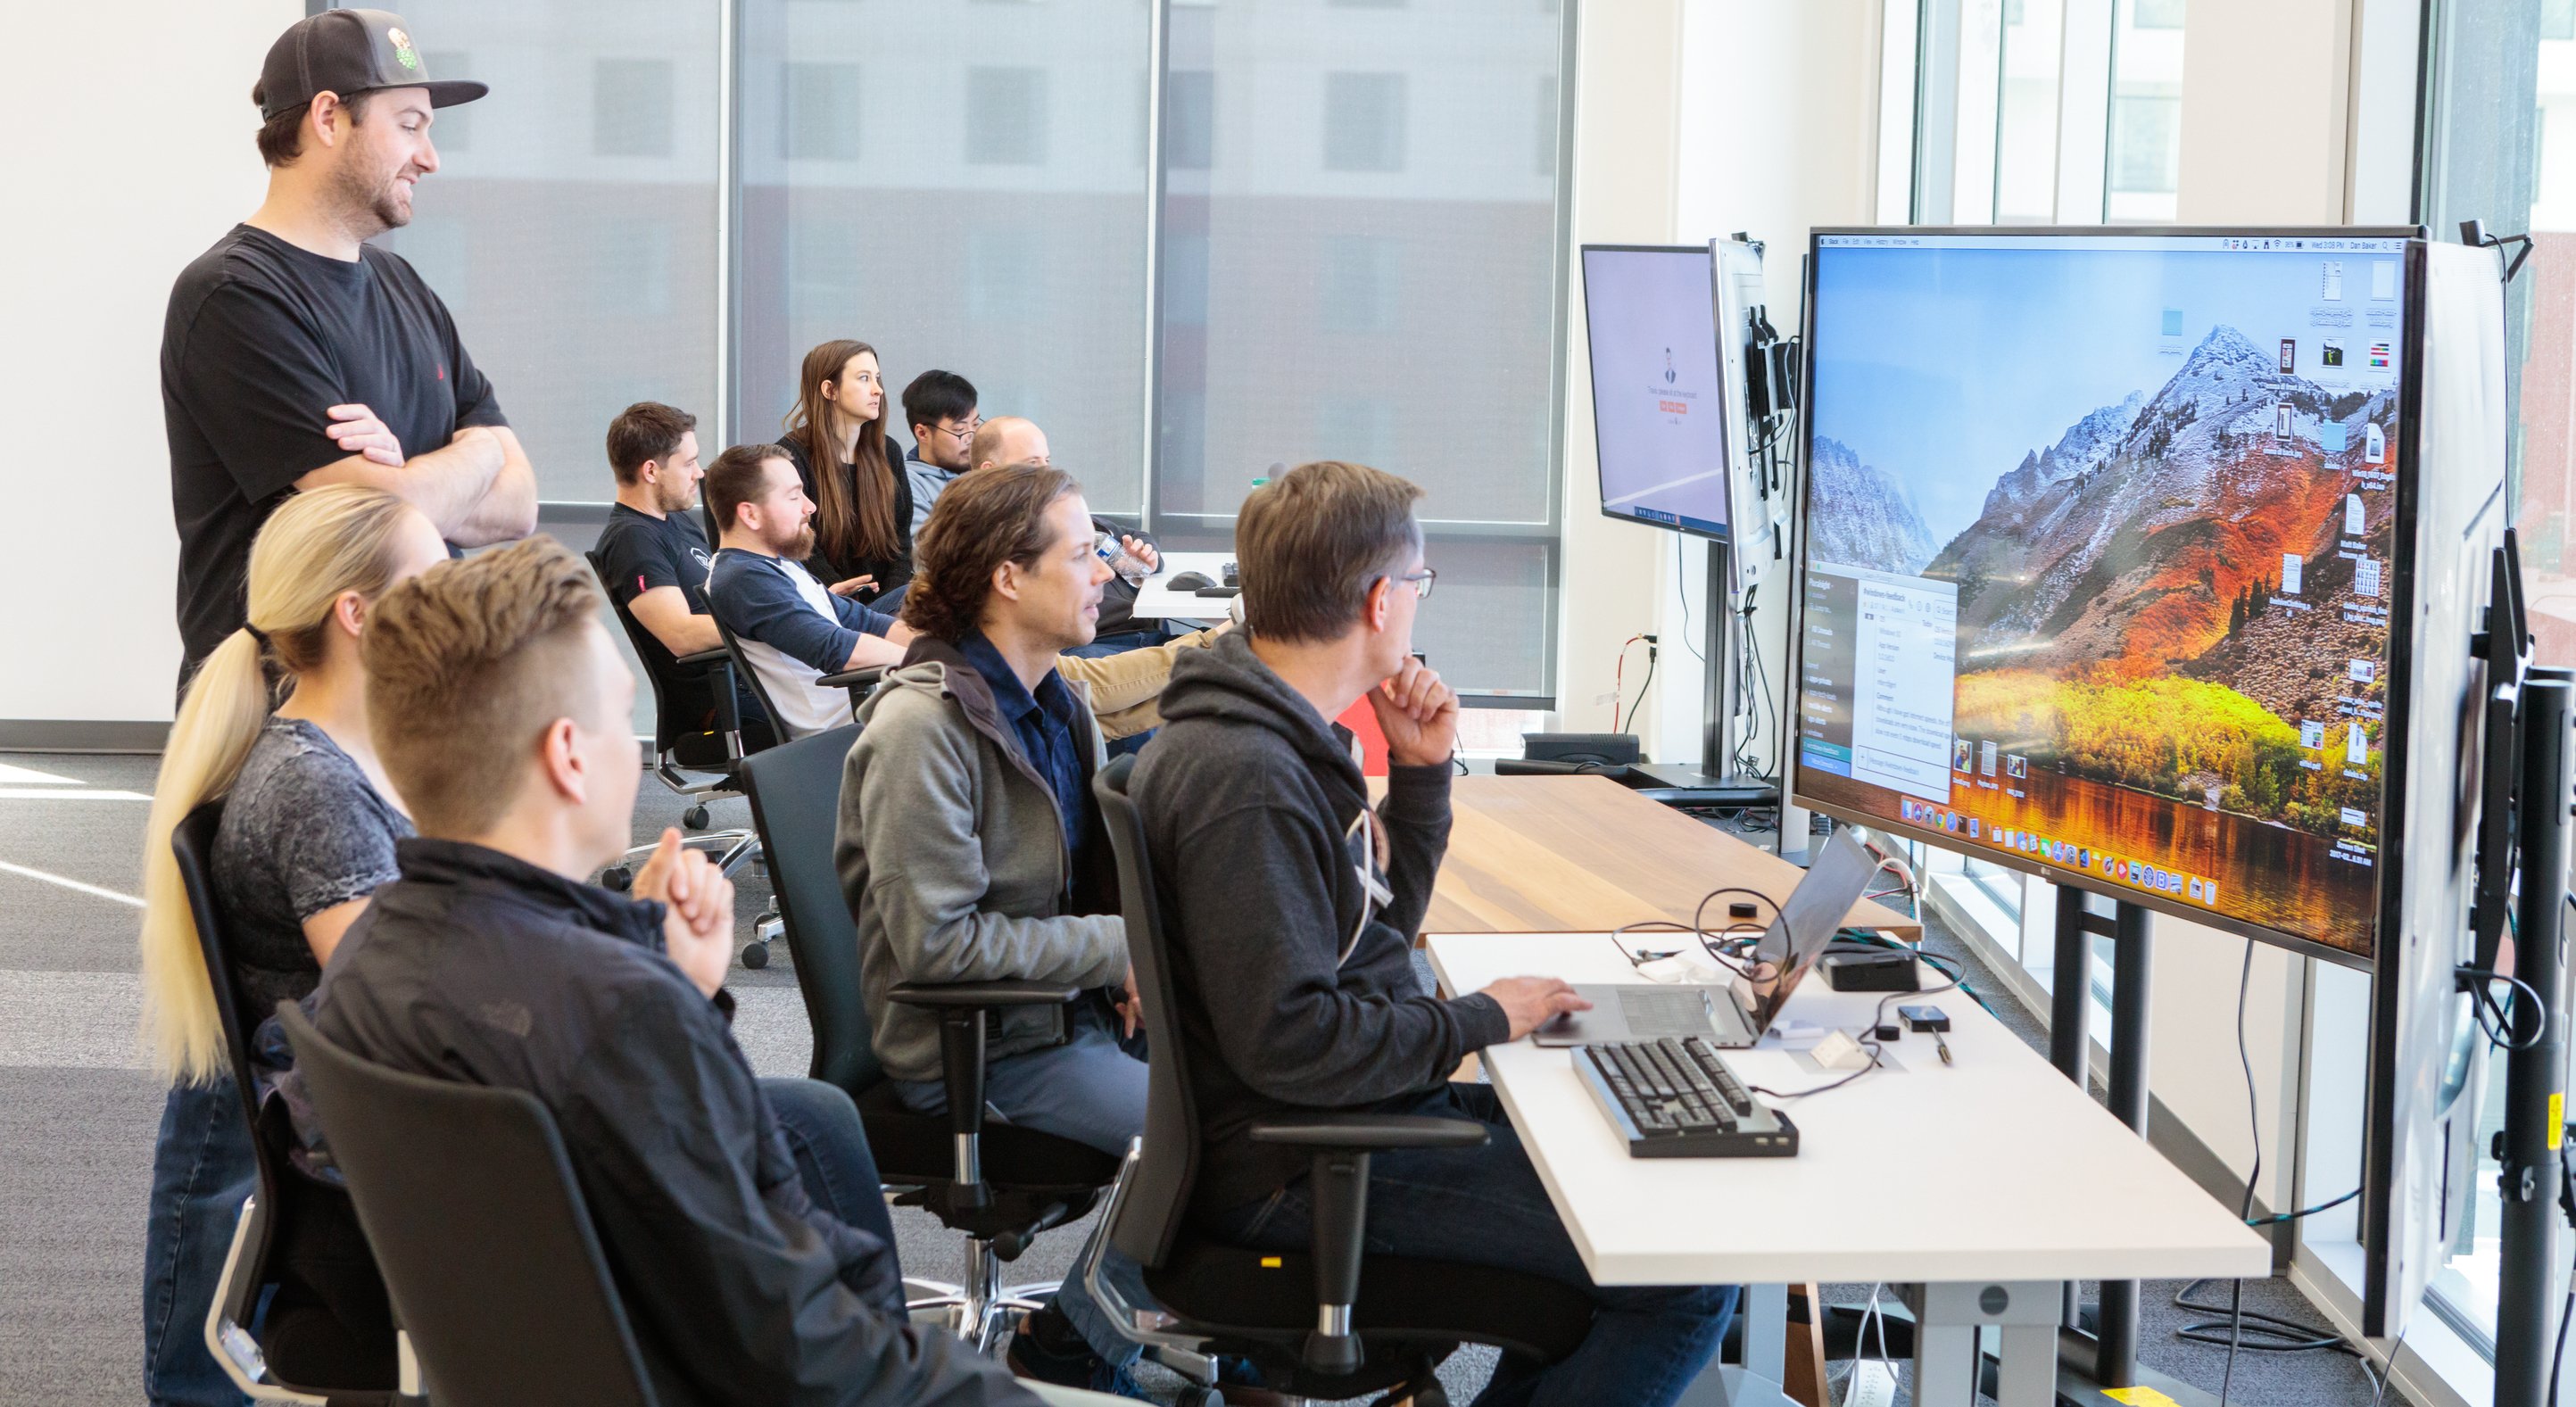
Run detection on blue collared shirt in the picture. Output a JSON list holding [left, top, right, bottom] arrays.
[[955, 629, 1091, 864]]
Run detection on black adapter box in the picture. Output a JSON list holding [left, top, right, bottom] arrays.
[[1820, 950, 1920, 993]]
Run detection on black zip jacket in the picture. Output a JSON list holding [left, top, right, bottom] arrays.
[[308, 838, 1037, 1407], [1130, 633, 1510, 1216]]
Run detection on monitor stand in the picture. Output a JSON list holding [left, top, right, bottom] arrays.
[[1618, 537, 1782, 810]]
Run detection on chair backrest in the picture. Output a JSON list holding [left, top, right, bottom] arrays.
[[277, 1004, 658, 1407], [712, 603, 800, 751], [736, 724, 884, 1095], [1091, 754, 1202, 1269], [586, 548, 694, 756], [169, 800, 276, 1193]]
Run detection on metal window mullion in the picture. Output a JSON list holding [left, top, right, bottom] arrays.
[[716, 0, 740, 451], [1140, 0, 1172, 534]]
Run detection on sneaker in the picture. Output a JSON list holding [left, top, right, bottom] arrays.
[[1005, 1304, 1150, 1400]]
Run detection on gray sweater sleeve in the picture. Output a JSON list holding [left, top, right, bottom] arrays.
[[847, 691, 1128, 989], [1166, 791, 1506, 1109]]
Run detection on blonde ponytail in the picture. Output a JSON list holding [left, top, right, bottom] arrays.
[[139, 485, 420, 1084]]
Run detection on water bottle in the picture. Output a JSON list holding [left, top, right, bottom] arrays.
[[1094, 530, 1150, 584]]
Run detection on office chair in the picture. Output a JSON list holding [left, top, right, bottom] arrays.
[[709, 607, 885, 746], [1086, 756, 1595, 1407], [738, 723, 1121, 1350], [170, 802, 409, 1406], [585, 550, 782, 967], [275, 1004, 657, 1407]]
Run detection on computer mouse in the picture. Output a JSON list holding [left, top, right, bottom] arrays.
[[1168, 571, 1215, 591]]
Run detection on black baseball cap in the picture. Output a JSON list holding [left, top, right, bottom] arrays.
[[256, 9, 487, 120]]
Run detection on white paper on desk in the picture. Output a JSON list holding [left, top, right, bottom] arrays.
[[1633, 954, 1726, 986]]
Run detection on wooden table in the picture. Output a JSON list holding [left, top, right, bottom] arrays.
[[1387, 774, 1920, 939]]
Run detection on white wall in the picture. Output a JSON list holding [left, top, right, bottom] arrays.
[[0, 0, 299, 725], [1553, 0, 1882, 766]]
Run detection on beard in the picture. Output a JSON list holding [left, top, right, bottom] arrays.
[[654, 478, 700, 515], [328, 153, 411, 237], [783, 525, 817, 560]]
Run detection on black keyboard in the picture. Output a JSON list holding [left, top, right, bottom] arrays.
[[1574, 1035, 1799, 1158]]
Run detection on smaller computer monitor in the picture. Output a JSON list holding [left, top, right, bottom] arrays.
[[1580, 244, 1735, 542]]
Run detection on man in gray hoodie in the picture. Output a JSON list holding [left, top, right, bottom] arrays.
[[837, 462, 1174, 1396], [1131, 460, 1741, 1406]]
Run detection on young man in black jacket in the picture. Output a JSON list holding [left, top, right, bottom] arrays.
[[311, 537, 1041, 1407], [1131, 460, 1740, 1406]]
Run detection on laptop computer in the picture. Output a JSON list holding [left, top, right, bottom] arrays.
[[1532, 829, 1881, 1050]]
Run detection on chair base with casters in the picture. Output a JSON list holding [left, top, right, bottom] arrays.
[[593, 828, 784, 969]]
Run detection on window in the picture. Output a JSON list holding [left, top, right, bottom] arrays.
[[2108, 92, 2182, 193], [966, 66, 1048, 166], [736, 0, 1148, 514], [1910, 0, 2183, 224], [2104, 0, 2185, 220], [1167, 70, 1215, 170], [1322, 72, 1408, 172], [1158, 2, 1570, 699], [369, 1, 719, 504], [592, 58, 675, 158], [424, 52, 471, 151], [783, 62, 860, 161]]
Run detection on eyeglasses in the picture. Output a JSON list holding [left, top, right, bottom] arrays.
[[1392, 567, 1437, 600], [941, 418, 983, 445]]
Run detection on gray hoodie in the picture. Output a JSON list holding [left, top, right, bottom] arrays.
[[836, 636, 1129, 1085]]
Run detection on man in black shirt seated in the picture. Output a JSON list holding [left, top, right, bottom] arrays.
[[312, 537, 1040, 1406], [592, 401, 776, 758], [1132, 461, 1739, 1406]]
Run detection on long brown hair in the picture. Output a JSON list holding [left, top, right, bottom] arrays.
[[783, 339, 900, 569]]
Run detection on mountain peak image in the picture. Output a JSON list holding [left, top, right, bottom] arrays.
[[1809, 435, 1940, 575]]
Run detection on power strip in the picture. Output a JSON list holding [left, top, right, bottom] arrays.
[[1843, 1358, 1898, 1407]]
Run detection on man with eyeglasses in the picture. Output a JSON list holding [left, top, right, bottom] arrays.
[[900, 369, 981, 538], [1131, 460, 1742, 1407]]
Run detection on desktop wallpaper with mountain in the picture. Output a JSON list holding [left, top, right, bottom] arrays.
[[1799, 244, 2404, 954]]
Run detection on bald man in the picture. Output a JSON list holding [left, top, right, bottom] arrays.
[[957, 417, 1172, 662], [967, 415, 1047, 474]]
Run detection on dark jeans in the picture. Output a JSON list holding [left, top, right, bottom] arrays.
[[762, 1077, 899, 1254], [1205, 1083, 1737, 1407], [143, 1078, 255, 1407]]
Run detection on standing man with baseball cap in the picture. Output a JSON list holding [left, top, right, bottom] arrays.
[[161, 7, 535, 690], [145, 14, 533, 1405]]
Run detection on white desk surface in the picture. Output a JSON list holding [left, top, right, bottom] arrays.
[[1425, 932, 2270, 1288], [1127, 550, 1235, 621]]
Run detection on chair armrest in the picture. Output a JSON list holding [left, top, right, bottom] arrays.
[[676, 645, 733, 667], [1248, 1115, 1490, 1151], [886, 980, 1081, 1010], [819, 666, 885, 690]]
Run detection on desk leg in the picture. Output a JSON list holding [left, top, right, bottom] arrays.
[[1743, 1283, 1788, 1384], [1901, 1281, 2060, 1407]]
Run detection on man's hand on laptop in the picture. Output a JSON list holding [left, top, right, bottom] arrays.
[[633, 828, 737, 998], [1480, 976, 1592, 1040]]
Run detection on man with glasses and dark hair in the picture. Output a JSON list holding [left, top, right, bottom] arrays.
[[900, 369, 981, 538], [1131, 459, 1741, 1407]]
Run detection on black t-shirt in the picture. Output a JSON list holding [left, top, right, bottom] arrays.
[[162, 225, 506, 675], [595, 503, 758, 747]]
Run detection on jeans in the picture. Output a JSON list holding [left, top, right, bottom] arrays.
[[762, 1077, 899, 1252], [143, 1078, 255, 1407], [1206, 1083, 1737, 1407], [895, 1005, 1151, 1370]]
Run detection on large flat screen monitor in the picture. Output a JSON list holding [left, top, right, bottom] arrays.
[[1789, 228, 2431, 966], [1580, 244, 1737, 542]]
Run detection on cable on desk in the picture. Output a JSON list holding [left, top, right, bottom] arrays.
[[2216, 937, 2260, 1407]]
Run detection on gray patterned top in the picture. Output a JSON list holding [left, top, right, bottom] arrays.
[[211, 717, 413, 1022]]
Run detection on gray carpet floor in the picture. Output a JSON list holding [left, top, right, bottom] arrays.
[[0, 753, 2397, 1405]]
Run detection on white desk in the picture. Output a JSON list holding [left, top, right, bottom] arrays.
[[1424, 932, 2268, 1407], [1126, 550, 1235, 621]]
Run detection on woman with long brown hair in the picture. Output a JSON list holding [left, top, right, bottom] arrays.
[[779, 338, 914, 605]]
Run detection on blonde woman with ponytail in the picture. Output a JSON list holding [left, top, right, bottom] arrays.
[[138, 485, 446, 1406]]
